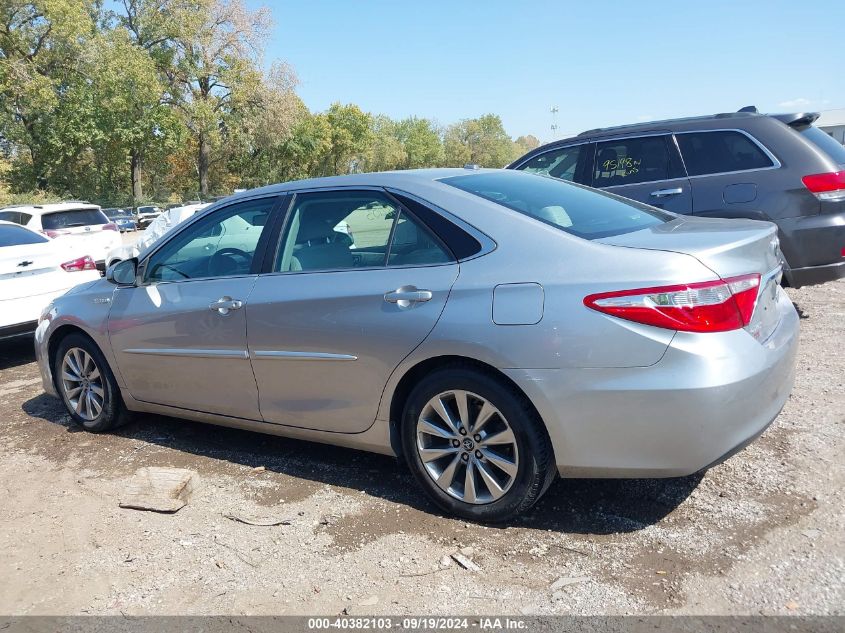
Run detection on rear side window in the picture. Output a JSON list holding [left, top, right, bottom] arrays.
[[519, 145, 584, 182], [592, 135, 684, 187], [0, 224, 48, 246], [41, 209, 108, 230], [676, 131, 774, 176], [0, 211, 31, 225], [443, 171, 672, 240], [797, 126, 845, 164]]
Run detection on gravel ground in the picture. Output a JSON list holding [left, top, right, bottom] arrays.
[[0, 280, 842, 616]]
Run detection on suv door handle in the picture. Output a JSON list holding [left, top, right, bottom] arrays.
[[650, 187, 683, 198], [209, 296, 243, 315], [384, 287, 433, 306]]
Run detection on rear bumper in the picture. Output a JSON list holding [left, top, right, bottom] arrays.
[[505, 287, 800, 478], [786, 260, 845, 288], [778, 210, 845, 287]]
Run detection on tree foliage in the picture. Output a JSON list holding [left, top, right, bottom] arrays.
[[0, 1, 531, 205]]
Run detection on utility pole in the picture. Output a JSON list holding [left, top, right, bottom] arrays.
[[550, 106, 559, 141]]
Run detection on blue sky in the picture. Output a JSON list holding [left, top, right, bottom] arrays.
[[256, 0, 845, 141]]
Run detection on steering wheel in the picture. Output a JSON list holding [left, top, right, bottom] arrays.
[[209, 247, 251, 276]]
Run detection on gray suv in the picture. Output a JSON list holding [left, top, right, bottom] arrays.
[[508, 109, 845, 287]]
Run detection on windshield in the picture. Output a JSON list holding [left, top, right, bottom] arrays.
[[442, 171, 672, 240], [0, 224, 48, 247], [797, 126, 845, 164]]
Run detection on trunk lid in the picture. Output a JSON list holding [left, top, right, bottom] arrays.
[[0, 242, 70, 300], [597, 215, 785, 341]]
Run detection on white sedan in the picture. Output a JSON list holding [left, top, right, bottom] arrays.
[[0, 221, 100, 340]]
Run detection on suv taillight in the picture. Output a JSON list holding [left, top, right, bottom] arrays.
[[102, 223, 118, 232], [584, 274, 761, 333], [802, 171, 845, 201], [61, 256, 97, 272], [42, 229, 69, 239]]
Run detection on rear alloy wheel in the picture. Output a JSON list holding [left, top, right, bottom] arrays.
[[417, 390, 519, 504], [54, 333, 128, 432], [402, 367, 554, 522]]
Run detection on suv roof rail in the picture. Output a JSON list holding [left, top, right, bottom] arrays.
[[578, 110, 762, 137]]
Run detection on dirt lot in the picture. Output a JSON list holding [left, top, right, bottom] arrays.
[[0, 281, 842, 616]]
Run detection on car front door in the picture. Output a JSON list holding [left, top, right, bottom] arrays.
[[592, 134, 693, 214], [107, 196, 281, 419], [247, 189, 459, 433]]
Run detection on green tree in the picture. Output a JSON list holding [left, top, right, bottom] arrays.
[[514, 134, 540, 157], [362, 114, 405, 172], [165, 0, 271, 197], [395, 117, 443, 168], [0, 0, 97, 190], [444, 114, 516, 168], [322, 102, 372, 175]]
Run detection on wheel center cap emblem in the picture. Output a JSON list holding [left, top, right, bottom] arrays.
[[462, 438, 474, 451]]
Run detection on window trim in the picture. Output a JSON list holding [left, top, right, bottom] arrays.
[[674, 128, 782, 179], [137, 194, 286, 286], [264, 187, 459, 277]]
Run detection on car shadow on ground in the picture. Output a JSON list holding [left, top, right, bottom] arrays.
[[22, 392, 703, 535], [0, 337, 36, 371]]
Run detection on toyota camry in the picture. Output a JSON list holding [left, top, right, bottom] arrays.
[[34, 169, 799, 521]]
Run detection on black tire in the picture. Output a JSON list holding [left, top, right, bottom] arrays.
[[401, 366, 555, 522], [53, 332, 130, 433]]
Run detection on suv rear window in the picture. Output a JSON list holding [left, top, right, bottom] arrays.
[[40, 209, 108, 230], [797, 126, 845, 164], [0, 224, 48, 246], [676, 131, 774, 176], [442, 171, 672, 240]]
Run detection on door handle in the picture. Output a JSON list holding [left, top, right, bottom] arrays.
[[650, 187, 683, 198], [209, 296, 243, 315], [384, 287, 433, 306]]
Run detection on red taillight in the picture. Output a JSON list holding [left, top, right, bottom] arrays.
[[42, 229, 69, 239], [802, 171, 845, 201], [102, 223, 118, 232], [61, 255, 97, 272], [584, 274, 761, 333]]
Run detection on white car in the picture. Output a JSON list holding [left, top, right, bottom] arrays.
[[106, 203, 210, 268], [0, 202, 122, 270], [0, 221, 100, 340]]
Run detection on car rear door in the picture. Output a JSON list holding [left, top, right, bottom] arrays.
[[107, 195, 282, 419], [247, 189, 459, 433], [591, 134, 693, 214]]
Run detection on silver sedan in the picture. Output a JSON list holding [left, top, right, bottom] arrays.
[[34, 169, 799, 521]]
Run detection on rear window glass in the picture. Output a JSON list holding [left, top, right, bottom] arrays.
[[442, 171, 672, 240], [40, 209, 108, 230], [676, 131, 774, 176], [0, 224, 48, 246], [797, 126, 845, 164]]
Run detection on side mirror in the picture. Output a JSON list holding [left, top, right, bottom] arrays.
[[106, 258, 138, 286]]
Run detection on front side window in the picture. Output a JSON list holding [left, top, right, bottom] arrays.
[[519, 145, 584, 182], [275, 191, 451, 272], [442, 171, 672, 240], [593, 136, 674, 186], [146, 197, 276, 282], [676, 131, 774, 176]]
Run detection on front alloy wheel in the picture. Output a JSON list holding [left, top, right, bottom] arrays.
[[60, 347, 104, 421]]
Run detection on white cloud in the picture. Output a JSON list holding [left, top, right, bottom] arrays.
[[778, 97, 814, 108]]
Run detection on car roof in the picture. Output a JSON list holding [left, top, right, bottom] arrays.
[[0, 201, 100, 215], [221, 168, 498, 203]]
